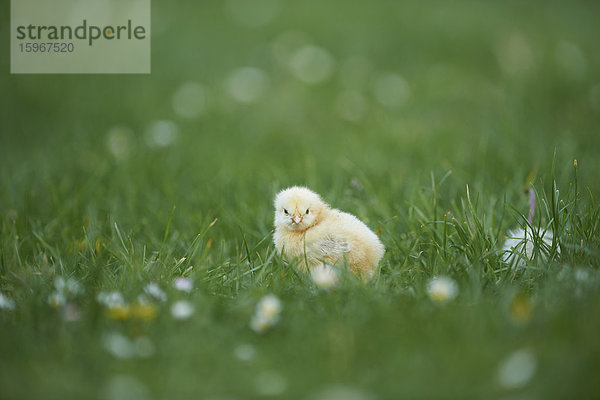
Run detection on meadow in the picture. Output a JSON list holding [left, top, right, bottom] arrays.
[[1, 1, 600, 399]]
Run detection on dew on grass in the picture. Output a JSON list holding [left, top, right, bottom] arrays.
[[226, 67, 269, 103], [171, 300, 194, 320], [0, 292, 16, 311], [234, 343, 257, 362], [334, 91, 368, 122], [173, 277, 193, 293], [289, 45, 335, 84], [172, 82, 207, 119], [101, 374, 151, 400], [497, 348, 537, 389], [106, 125, 133, 161], [426, 276, 458, 303], [372, 73, 410, 108], [255, 370, 287, 396], [145, 120, 179, 148]]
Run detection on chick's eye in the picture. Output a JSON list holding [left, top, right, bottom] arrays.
[[306, 209, 310, 214], [283, 209, 288, 214]]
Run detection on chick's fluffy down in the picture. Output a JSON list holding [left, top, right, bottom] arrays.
[[273, 186, 384, 279]]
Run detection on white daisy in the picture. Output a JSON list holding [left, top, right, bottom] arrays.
[[250, 314, 272, 334], [103, 332, 135, 359], [251, 294, 282, 333], [497, 348, 537, 389], [170, 300, 194, 320], [54, 277, 83, 296], [0, 292, 16, 311], [97, 291, 125, 308], [48, 291, 67, 308], [426, 276, 458, 303], [256, 295, 282, 320], [173, 277, 193, 293], [144, 283, 167, 302], [310, 265, 339, 290]]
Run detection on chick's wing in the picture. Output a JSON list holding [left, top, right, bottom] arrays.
[[314, 235, 351, 263]]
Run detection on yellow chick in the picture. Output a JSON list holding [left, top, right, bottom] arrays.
[[273, 186, 384, 280]]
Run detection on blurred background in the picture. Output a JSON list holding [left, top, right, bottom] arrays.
[[1, 1, 600, 399], [2, 1, 599, 199]]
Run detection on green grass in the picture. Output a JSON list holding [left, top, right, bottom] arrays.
[[2, 1, 600, 398]]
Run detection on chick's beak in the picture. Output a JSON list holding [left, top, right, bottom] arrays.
[[292, 214, 302, 224]]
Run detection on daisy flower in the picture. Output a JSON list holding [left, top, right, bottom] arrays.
[[0, 292, 16, 311], [251, 295, 282, 333], [310, 265, 339, 290], [173, 277, 193, 293], [426, 276, 458, 303], [170, 300, 194, 320], [144, 283, 167, 302]]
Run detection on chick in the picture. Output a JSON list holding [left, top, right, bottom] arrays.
[[273, 186, 384, 280]]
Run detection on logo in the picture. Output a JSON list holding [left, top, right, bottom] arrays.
[[11, 0, 150, 74]]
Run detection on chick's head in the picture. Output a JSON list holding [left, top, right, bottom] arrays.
[[274, 186, 327, 231]]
